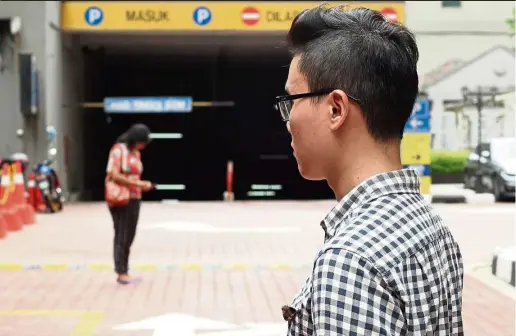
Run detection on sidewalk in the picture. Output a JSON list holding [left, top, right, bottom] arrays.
[[431, 183, 496, 204], [0, 202, 513, 335], [0, 269, 513, 335]]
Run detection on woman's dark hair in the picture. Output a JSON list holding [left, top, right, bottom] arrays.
[[116, 123, 151, 150]]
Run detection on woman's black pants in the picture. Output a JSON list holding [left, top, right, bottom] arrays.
[[109, 199, 141, 275]]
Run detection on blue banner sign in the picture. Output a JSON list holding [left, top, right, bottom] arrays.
[[404, 114, 430, 133], [411, 99, 430, 118], [104, 96, 193, 113], [404, 99, 431, 133]]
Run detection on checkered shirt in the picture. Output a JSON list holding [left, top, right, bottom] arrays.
[[286, 169, 464, 335]]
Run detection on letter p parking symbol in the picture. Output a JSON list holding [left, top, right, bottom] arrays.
[[193, 7, 212, 26], [84, 6, 104, 26]]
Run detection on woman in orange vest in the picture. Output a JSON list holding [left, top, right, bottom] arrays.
[[106, 124, 153, 285]]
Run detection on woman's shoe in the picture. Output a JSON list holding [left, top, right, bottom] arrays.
[[116, 274, 130, 285], [117, 277, 130, 285], [116, 274, 142, 285]]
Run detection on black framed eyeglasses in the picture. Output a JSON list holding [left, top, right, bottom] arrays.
[[275, 89, 361, 122]]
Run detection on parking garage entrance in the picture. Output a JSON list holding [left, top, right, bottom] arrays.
[[78, 33, 334, 201]]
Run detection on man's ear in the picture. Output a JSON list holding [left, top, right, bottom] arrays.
[[327, 90, 349, 131]]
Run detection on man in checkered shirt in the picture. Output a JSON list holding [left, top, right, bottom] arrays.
[[275, 5, 464, 336]]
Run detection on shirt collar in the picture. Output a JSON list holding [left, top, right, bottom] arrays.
[[320, 168, 421, 239]]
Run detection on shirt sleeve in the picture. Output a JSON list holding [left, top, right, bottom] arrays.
[[311, 248, 404, 336], [106, 145, 122, 173]]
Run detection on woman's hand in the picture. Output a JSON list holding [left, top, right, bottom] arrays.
[[138, 180, 154, 192]]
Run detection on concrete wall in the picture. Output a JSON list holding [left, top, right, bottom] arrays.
[[0, 1, 84, 197], [0, 1, 47, 160], [406, 1, 514, 75], [61, 34, 84, 197]]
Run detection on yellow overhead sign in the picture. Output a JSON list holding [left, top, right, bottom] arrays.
[[61, 2, 405, 32]]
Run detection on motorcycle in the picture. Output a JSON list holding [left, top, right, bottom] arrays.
[[33, 147, 64, 213]]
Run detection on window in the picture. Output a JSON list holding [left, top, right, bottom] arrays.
[[441, 1, 461, 8]]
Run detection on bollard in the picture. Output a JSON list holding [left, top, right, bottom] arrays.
[[223, 160, 235, 202]]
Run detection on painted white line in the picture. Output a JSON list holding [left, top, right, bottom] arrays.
[[142, 221, 300, 233], [247, 191, 276, 197], [113, 313, 238, 336], [154, 184, 186, 190], [435, 206, 515, 215], [160, 199, 180, 204], [251, 184, 282, 190], [150, 133, 183, 139]]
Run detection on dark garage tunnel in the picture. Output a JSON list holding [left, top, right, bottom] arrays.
[[80, 34, 334, 201]]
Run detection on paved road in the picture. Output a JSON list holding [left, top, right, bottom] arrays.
[[0, 202, 513, 335]]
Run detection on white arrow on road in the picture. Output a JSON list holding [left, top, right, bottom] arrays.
[[201, 323, 287, 335], [142, 221, 300, 233], [113, 313, 239, 336]]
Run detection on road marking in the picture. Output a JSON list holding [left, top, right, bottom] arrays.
[[434, 205, 515, 215], [114, 314, 288, 336], [0, 310, 103, 336], [142, 221, 301, 233], [0, 263, 310, 271], [202, 322, 287, 335], [113, 313, 238, 336]]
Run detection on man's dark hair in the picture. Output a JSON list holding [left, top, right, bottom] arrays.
[[116, 123, 151, 150], [287, 5, 419, 141]]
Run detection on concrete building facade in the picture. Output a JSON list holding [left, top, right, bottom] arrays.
[[0, 1, 513, 200], [406, 0, 514, 76], [0, 1, 84, 197], [406, 0, 515, 149]]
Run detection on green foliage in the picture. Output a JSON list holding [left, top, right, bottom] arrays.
[[431, 150, 469, 174]]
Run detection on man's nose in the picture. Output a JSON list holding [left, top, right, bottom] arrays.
[[286, 121, 291, 134]]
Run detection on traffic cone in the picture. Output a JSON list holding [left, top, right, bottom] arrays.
[[1, 163, 23, 231], [13, 161, 35, 225], [0, 183, 7, 239], [0, 213, 7, 239], [0, 160, 10, 238]]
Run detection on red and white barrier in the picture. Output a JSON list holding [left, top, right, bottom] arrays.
[[223, 160, 234, 201]]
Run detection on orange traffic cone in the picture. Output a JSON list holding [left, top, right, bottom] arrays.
[[1, 163, 23, 231], [0, 215, 7, 239], [0, 183, 7, 239], [13, 161, 35, 225]]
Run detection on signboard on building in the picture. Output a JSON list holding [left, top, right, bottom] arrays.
[[61, 2, 405, 32], [104, 97, 193, 114], [401, 99, 432, 195]]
